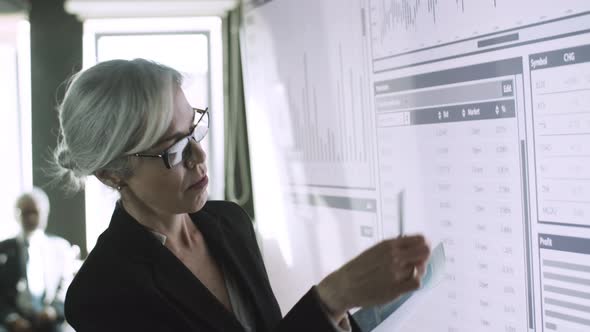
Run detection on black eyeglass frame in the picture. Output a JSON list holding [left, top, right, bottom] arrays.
[[132, 107, 209, 169]]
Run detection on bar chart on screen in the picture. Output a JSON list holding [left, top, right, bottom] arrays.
[[539, 234, 590, 332], [285, 46, 375, 188], [243, 0, 377, 189]]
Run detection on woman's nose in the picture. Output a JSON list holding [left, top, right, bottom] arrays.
[[184, 139, 206, 168]]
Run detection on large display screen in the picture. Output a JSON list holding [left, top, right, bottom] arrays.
[[241, 1, 590, 331]]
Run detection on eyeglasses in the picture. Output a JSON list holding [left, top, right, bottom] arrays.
[[133, 107, 209, 169]]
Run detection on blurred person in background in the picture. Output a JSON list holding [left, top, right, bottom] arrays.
[[0, 188, 75, 332]]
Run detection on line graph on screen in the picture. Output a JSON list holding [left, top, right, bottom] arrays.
[[369, 0, 590, 59]]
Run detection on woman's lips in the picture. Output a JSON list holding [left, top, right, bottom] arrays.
[[187, 175, 209, 191]]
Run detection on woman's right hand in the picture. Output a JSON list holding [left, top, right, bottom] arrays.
[[316, 235, 430, 319]]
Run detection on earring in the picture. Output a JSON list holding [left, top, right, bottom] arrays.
[[109, 181, 121, 191]]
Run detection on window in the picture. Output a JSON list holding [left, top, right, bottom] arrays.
[[0, 16, 31, 240], [82, 18, 224, 251]]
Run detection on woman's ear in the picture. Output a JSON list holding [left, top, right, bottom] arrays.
[[95, 170, 125, 190]]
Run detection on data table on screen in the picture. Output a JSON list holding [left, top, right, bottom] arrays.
[[374, 58, 530, 332], [530, 44, 590, 227]]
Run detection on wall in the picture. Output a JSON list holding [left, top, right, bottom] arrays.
[[30, 0, 86, 255]]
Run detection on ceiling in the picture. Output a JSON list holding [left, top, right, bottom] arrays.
[[0, 0, 238, 17], [65, 0, 238, 19], [0, 0, 26, 13]]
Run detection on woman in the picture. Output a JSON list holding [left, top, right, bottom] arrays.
[[52, 59, 430, 332]]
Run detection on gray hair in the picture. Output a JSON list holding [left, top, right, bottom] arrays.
[[51, 59, 183, 192], [16, 187, 50, 230]]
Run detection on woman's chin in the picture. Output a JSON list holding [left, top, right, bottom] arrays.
[[188, 190, 208, 213]]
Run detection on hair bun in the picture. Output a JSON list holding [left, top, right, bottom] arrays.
[[55, 144, 78, 172], [50, 141, 86, 192]]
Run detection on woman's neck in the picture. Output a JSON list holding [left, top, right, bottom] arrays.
[[120, 193, 196, 248]]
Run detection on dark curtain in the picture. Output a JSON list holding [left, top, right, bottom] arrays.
[[223, 4, 255, 219]]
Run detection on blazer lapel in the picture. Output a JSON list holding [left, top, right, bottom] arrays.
[[109, 203, 244, 332], [196, 209, 280, 332], [151, 245, 244, 332], [15, 238, 27, 281]]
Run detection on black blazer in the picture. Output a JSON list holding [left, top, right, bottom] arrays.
[[0, 237, 66, 327], [65, 201, 360, 332], [0, 238, 27, 324]]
